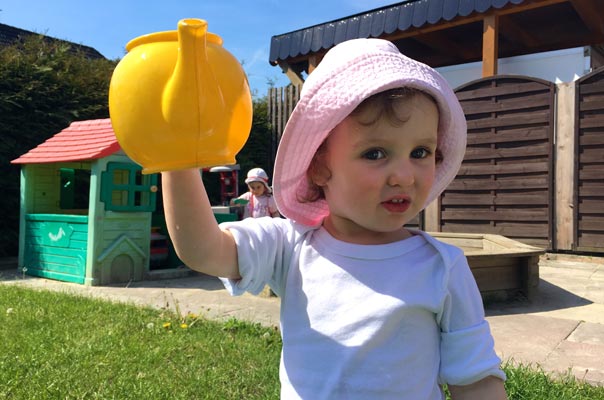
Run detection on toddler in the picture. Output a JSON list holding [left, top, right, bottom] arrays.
[[161, 38, 507, 399], [231, 167, 280, 218]]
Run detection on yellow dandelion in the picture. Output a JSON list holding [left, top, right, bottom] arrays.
[[180, 323, 188, 329], [162, 322, 171, 329]]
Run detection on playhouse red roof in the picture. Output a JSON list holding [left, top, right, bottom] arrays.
[[11, 118, 121, 164]]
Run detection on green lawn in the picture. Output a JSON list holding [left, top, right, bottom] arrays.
[[1, 284, 603, 399], [0, 284, 280, 399]]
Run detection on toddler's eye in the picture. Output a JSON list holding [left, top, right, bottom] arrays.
[[411, 147, 431, 159], [362, 148, 386, 160]]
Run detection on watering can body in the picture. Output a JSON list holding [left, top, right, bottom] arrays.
[[109, 19, 253, 174]]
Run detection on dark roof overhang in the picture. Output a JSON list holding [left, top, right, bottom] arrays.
[[269, 0, 604, 84]]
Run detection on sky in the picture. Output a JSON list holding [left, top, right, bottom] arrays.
[[0, 0, 398, 97]]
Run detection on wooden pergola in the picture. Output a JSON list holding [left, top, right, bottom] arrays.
[[269, 0, 604, 84]]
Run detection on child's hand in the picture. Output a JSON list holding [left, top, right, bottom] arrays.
[[448, 376, 507, 400]]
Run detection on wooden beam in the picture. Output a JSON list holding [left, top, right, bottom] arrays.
[[499, 15, 540, 47], [308, 54, 323, 74], [277, 61, 304, 86], [495, 0, 569, 16], [482, 14, 499, 77], [413, 31, 475, 59], [569, 0, 604, 35]]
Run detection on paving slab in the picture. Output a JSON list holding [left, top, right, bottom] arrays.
[[486, 314, 579, 366]]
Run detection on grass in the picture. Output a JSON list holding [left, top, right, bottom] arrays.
[[0, 285, 280, 399], [503, 363, 604, 400], [1, 284, 604, 399]]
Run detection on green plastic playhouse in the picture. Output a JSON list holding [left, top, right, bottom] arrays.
[[11, 119, 169, 285]]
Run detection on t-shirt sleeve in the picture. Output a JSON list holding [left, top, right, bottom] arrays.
[[437, 249, 506, 385], [268, 196, 279, 215], [217, 217, 296, 297]]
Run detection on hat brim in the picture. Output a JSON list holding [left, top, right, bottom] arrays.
[[273, 39, 467, 227], [245, 177, 271, 193]]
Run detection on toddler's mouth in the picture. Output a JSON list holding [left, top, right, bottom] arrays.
[[382, 197, 411, 213]]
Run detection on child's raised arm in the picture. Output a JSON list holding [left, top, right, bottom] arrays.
[[161, 168, 240, 279]]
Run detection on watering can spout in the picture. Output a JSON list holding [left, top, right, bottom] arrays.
[[162, 19, 225, 136]]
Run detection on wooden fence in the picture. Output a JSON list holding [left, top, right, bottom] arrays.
[[575, 68, 604, 252], [446, 76, 555, 249], [268, 85, 301, 168], [267, 69, 604, 253]]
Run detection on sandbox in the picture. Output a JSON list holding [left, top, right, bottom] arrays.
[[431, 233, 544, 301]]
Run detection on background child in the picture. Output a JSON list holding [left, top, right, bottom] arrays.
[[161, 38, 507, 399], [231, 167, 280, 218]]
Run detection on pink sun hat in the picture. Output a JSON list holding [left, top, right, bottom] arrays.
[[244, 167, 271, 192], [272, 38, 467, 227]]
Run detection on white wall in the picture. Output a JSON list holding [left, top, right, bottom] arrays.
[[437, 47, 591, 89]]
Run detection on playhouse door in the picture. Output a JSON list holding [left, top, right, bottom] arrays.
[[23, 214, 88, 284]]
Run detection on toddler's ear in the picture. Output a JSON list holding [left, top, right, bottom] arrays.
[[308, 152, 331, 187]]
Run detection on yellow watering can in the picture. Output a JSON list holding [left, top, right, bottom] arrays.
[[109, 18, 253, 174]]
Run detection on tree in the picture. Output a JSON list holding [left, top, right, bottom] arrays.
[[0, 35, 117, 257]]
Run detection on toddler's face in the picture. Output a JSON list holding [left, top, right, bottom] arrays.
[[312, 93, 438, 244], [248, 181, 266, 196]]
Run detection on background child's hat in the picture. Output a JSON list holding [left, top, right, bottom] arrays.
[[244, 167, 271, 192], [273, 38, 467, 227]]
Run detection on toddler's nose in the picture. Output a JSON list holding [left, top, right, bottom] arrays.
[[387, 160, 415, 187]]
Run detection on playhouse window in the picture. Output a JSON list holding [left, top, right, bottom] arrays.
[[101, 162, 157, 212], [60, 168, 91, 210]]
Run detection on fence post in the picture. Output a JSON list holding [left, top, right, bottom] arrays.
[[424, 199, 440, 232], [554, 82, 576, 251]]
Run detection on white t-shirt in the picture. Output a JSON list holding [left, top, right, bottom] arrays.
[[235, 192, 278, 218], [220, 217, 505, 399]]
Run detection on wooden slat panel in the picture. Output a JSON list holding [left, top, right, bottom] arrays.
[[579, 115, 604, 129], [447, 176, 549, 190], [466, 110, 550, 130], [576, 233, 604, 248], [579, 99, 604, 111], [442, 192, 548, 206], [579, 130, 604, 146], [456, 81, 550, 101], [471, 265, 520, 292], [575, 67, 604, 253], [461, 92, 551, 115], [579, 147, 604, 163], [466, 127, 549, 145], [469, 256, 520, 269], [578, 216, 604, 230], [449, 76, 553, 249], [457, 161, 549, 176], [441, 222, 549, 239], [268, 84, 302, 165], [579, 184, 604, 197], [442, 208, 549, 222], [578, 80, 604, 95], [578, 200, 604, 214], [464, 142, 550, 160], [578, 164, 604, 180]]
